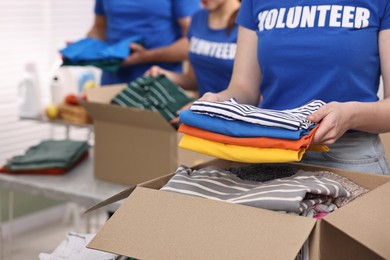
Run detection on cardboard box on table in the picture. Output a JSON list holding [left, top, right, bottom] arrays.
[[86, 159, 390, 260], [81, 84, 212, 186]]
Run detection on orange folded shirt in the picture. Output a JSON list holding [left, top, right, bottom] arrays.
[[178, 124, 327, 152]]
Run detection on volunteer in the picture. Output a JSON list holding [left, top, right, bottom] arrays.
[[146, 0, 241, 97], [199, 0, 390, 174], [87, 0, 200, 85]]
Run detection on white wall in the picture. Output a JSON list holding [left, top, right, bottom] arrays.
[[0, 0, 97, 222], [0, 0, 95, 165]]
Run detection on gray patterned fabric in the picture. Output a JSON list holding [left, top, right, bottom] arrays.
[[295, 170, 369, 208], [161, 166, 350, 214]]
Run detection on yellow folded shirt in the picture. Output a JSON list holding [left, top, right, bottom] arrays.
[[179, 134, 318, 163]]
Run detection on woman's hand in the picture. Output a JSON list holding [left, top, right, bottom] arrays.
[[123, 43, 151, 66], [307, 101, 357, 145], [170, 102, 193, 125], [145, 65, 169, 77], [176, 91, 225, 125], [199, 92, 224, 102]]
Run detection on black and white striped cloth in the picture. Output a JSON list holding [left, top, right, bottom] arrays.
[[160, 166, 350, 214], [190, 99, 326, 131]]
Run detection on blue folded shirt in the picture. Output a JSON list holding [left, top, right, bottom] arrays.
[[60, 36, 143, 62]]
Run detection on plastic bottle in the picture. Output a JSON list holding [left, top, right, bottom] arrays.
[[50, 75, 63, 104], [18, 63, 42, 118]]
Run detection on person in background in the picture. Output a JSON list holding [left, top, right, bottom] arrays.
[[199, 0, 390, 174], [87, 0, 200, 85], [147, 0, 241, 98]]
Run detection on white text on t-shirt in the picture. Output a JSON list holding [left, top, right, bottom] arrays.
[[190, 37, 237, 60], [257, 5, 370, 31]]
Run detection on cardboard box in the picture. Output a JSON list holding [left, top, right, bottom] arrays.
[[81, 85, 212, 185], [87, 160, 390, 259], [380, 133, 390, 161]]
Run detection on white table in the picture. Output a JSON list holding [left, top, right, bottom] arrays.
[[0, 152, 128, 212], [0, 151, 130, 259]]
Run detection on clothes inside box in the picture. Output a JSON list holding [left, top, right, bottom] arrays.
[[161, 163, 369, 219]]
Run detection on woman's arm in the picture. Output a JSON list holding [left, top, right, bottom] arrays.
[[308, 29, 390, 144], [201, 26, 262, 106], [87, 15, 106, 41], [123, 17, 192, 65]]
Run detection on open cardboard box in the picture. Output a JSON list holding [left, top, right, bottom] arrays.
[[81, 84, 212, 185], [87, 160, 390, 259], [380, 132, 390, 161]]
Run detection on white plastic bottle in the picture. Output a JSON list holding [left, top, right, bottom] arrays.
[[18, 63, 43, 118], [50, 67, 78, 104], [50, 75, 63, 104]]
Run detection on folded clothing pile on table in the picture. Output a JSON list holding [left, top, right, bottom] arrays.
[[178, 99, 329, 163], [0, 140, 90, 175]]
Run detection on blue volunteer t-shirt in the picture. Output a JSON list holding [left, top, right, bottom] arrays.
[[188, 9, 238, 96], [237, 0, 390, 110], [95, 0, 200, 85]]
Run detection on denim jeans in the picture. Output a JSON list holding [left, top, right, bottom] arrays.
[[300, 131, 390, 175]]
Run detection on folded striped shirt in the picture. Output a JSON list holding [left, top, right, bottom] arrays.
[[190, 99, 326, 131], [160, 166, 349, 214]]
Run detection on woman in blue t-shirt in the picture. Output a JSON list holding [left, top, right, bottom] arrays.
[[147, 0, 241, 97], [87, 0, 200, 85], [199, 0, 390, 174]]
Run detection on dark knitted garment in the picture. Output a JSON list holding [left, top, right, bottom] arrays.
[[225, 163, 299, 182]]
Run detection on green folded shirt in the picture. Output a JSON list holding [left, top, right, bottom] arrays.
[[7, 140, 90, 170], [110, 74, 195, 128]]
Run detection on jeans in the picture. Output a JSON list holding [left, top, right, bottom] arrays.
[[300, 131, 390, 175]]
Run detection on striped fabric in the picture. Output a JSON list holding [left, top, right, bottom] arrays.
[[161, 166, 350, 214], [111, 74, 194, 122], [179, 109, 312, 140], [190, 99, 326, 130]]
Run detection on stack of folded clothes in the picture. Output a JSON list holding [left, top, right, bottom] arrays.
[[60, 36, 142, 73], [110, 74, 195, 129], [0, 140, 90, 175], [178, 99, 329, 163]]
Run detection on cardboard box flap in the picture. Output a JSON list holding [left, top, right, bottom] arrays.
[[84, 186, 136, 214], [88, 187, 316, 260], [86, 84, 127, 103], [323, 181, 390, 259], [81, 101, 174, 132]]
